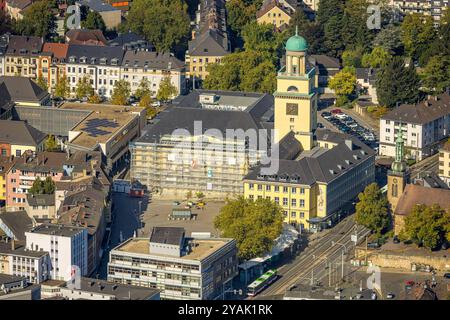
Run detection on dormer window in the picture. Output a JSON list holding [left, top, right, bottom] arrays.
[[111, 58, 118, 65], [80, 56, 87, 63], [69, 56, 76, 63], [100, 58, 107, 65], [91, 57, 96, 64]]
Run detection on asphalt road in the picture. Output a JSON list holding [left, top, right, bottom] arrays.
[[255, 215, 370, 299], [96, 192, 147, 279]]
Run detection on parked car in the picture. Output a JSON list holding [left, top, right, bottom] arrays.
[[367, 241, 380, 249], [386, 292, 395, 299], [331, 108, 342, 114], [393, 236, 400, 244], [443, 273, 450, 279], [152, 101, 161, 107], [172, 201, 180, 206], [321, 111, 333, 119], [405, 280, 415, 286], [335, 113, 348, 120]]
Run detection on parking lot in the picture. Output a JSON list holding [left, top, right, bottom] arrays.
[[140, 198, 226, 237], [320, 108, 379, 152]]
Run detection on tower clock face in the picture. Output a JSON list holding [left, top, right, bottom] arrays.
[[286, 103, 298, 115], [393, 178, 397, 183]]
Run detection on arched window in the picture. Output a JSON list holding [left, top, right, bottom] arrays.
[[287, 86, 298, 92]]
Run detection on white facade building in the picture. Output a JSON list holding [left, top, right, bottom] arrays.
[[25, 224, 88, 281], [379, 94, 450, 160], [66, 44, 125, 99]]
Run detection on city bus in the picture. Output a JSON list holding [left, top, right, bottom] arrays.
[[247, 269, 278, 297]]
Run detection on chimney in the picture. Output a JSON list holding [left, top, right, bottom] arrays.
[[424, 101, 430, 107], [11, 239, 15, 251]]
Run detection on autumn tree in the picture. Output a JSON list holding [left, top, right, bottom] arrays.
[[36, 76, 48, 91], [156, 76, 177, 101], [134, 78, 152, 100], [214, 196, 284, 260], [88, 93, 102, 104], [328, 67, 357, 106], [111, 80, 131, 105], [361, 47, 392, 68], [75, 76, 94, 99], [355, 183, 390, 236], [44, 135, 59, 151], [400, 204, 450, 250], [14, 0, 55, 38], [54, 75, 70, 99]]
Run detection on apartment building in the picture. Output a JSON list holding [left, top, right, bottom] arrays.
[[6, 152, 66, 210], [438, 141, 450, 187], [121, 50, 185, 98], [108, 227, 238, 300], [0, 240, 51, 284], [4, 35, 43, 80], [379, 93, 450, 160], [0, 34, 8, 76], [25, 224, 88, 281], [0, 156, 17, 206], [25, 194, 56, 219], [186, 0, 230, 82], [0, 76, 51, 106], [39, 43, 69, 93], [391, 0, 449, 24], [0, 120, 46, 158], [257, 0, 295, 29], [65, 44, 125, 98]]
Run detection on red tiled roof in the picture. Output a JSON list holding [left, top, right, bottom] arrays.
[[42, 43, 69, 60]]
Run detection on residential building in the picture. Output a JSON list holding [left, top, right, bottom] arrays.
[[356, 68, 378, 105], [438, 141, 450, 187], [61, 102, 146, 174], [186, 0, 230, 82], [391, 0, 449, 24], [0, 156, 17, 205], [25, 223, 88, 281], [0, 211, 34, 241], [6, 152, 66, 210], [65, 44, 125, 98], [130, 90, 273, 198], [4, 0, 32, 20], [379, 93, 450, 160], [0, 76, 51, 106], [0, 120, 46, 158], [76, 0, 122, 29], [25, 194, 56, 220], [39, 43, 69, 93], [309, 55, 340, 94], [108, 32, 154, 51], [256, 0, 295, 29], [0, 240, 51, 284], [108, 227, 238, 300], [121, 50, 185, 98], [65, 29, 108, 46], [0, 34, 8, 77], [0, 273, 41, 300], [4, 35, 43, 80]]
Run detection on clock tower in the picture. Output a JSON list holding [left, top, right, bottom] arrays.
[[274, 28, 317, 151]]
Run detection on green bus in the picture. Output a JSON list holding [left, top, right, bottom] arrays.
[[247, 269, 277, 296]]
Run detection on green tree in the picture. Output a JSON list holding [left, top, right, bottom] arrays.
[[186, 191, 192, 200], [376, 56, 421, 108], [226, 0, 261, 36], [81, 10, 106, 31], [328, 67, 356, 105], [29, 176, 55, 195], [400, 204, 449, 250], [372, 24, 403, 54], [36, 76, 48, 92], [14, 0, 55, 38], [0, 10, 15, 34], [421, 55, 450, 94], [196, 192, 205, 201], [355, 183, 390, 236], [342, 48, 363, 68], [156, 76, 177, 101], [43, 176, 56, 194], [401, 13, 436, 65], [111, 80, 131, 105], [44, 135, 59, 151], [125, 0, 190, 52], [134, 78, 152, 100], [54, 75, 70, 99], [361, 47, 392, 68], [214, 197, 284, 260], [204, 50, 276, 94], [242, 22, 279, 58], [341, 0, 374, 52], [75, 76, 94, 99]]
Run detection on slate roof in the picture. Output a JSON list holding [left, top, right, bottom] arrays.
[[382, 93, 450, 125], [395, 184, 450, 216], [0, 120, 46, 146], [26, 194, 55, 207], [122, 51, 184, 70], [66, 44, 125, 65], [5, 35, 43, 56], [0, 211, 34, 241], [0, 76, 50, 103], [150, 227, 185, 246], [188, 29, 230, 57]]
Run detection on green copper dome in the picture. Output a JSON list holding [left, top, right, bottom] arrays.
[[285, 27, 308, 52]]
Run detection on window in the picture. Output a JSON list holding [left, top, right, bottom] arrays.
[[257, 184, 263, 191], [283, 186, 288, 193], [16, 150, 21, 157], [266, 185, 271, 191], [291, 187, 296, 193], [300, 212, 305, 218], [300, 199, 305, 207], [249, 183, 254, 190], [274, 186, 279, 192], [283, 198, 288, 206], [291, 199, 297, 207], [291, 211, 296, 218], [274, 197, 279, 204], [300, 188, 305, 194]]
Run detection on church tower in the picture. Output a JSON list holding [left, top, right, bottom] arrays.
[[274, 28, 317, 151], [387, 123, 409, 215]]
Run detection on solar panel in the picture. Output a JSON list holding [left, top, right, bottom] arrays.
[[81, 118, 120, 137]]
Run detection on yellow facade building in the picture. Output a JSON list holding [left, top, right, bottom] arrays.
[[438, 142, 450, 188], [256, 2, 293, 30], [244, 32, 375, 231]]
